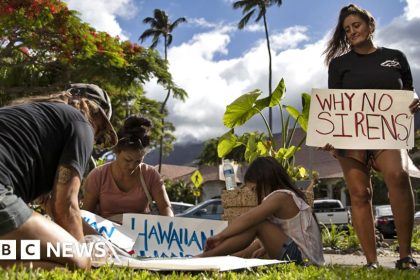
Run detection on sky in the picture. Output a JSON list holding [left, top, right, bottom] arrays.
[[63, 0, 420, 144]]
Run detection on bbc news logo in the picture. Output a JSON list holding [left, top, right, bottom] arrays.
[[0, 240, 107, 260]]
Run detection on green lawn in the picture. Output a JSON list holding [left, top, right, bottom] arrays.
[[1, 263, 419, 280]]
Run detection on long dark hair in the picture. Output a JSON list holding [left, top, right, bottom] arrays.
[[114, 115, 152, 153], [12, 92, 103, 125], [244, 156, 306, 204], [323, 3, 375, 65]]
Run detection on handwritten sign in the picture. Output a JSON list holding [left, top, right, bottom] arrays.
[[306, 89, 415, 149], [81, 210, 138, 252], [105, 255, 283, 271], [122, 214, 227, 258]]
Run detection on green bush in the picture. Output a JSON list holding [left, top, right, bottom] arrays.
[[321, 224, 347, 249]]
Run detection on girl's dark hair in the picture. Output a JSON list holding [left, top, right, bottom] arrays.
[[244, 156, 306, 204], [114, 115, 152, 153], [323, 3, 375, 65]]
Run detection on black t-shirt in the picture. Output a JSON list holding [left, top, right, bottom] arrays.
[[0, 102, 94, 202], [328, 47, 413, 90]]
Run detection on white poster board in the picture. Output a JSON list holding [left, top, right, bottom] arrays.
[[122, 214, 228, 258], [306, 89, 415, 149], [109, 255, 283, 271], [81, 210, 138, 252]]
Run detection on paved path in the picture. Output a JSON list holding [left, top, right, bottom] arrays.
[[324, 253, 420, 269]]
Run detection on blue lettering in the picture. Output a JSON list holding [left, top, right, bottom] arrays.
[[168, 229, 183, 251], [148, 225, 160, 244], [131, 217, 136, 230], [98, 226, 115, 238], [188, 231, 201, 250], [157, 222, 172, 244], [137, 219, 149, 251], [89, 221, 99, 231]]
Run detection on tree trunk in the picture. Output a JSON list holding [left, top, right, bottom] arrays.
[[158, 37, 170, 172], [263, 14, 273, 131]]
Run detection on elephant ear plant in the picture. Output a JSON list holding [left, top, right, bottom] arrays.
[[217, 78, 311, 180]]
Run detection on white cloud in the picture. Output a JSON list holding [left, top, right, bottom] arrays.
[[63, 0, 137, 39], [188, 17, 220, 29], [404, 0, 420, 20], [271, 26, 310, 50], [144, 24, 326, 142], [244, 23, 265, 32]]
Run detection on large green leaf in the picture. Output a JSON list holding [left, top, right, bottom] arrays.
[[283, 92, 311, 132], [255, 95, 271, 111], [270, 78, 286, 107], [299, 93, 311, 132], [223, 89, 262, 128], [217, 130, 237, 158], [284, 105, 300, 120], [245, 133, 257, 163]]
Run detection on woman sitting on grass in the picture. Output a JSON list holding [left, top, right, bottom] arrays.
[[199, 156, 324, 266]]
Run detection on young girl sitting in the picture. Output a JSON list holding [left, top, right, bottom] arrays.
[[199, 156, 324, 266]]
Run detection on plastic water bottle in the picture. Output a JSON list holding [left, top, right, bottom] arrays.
[[223, 159, 237, 190]]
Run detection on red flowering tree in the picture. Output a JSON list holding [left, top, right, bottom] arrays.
[[0, 0, 186, 101], [0, 0, 187, 153]]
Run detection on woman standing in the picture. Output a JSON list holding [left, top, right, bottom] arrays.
[[324, 4, 419, 269], [82, 115, 173, 222]]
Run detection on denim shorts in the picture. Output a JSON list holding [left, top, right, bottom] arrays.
[[0, 183, 33, 235], [277, 238, 303, 265]]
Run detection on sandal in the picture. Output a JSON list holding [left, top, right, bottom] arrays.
[[364, 262, 379, 269], [395, 256, 418, 270]]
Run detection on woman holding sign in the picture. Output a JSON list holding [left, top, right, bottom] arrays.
[[82, 115, 173, 223], [323, 4, 419, 269]]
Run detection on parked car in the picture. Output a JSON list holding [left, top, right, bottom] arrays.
[[170, 202, 194, 215], [374, 205, 396, 238], [176, 198, 223, 220], [313, 199, 351, 229], [414, 211, 420, 228]]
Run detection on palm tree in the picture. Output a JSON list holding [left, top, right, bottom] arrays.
[[232, 0, 283, 130], [139, 9, 186, 172]]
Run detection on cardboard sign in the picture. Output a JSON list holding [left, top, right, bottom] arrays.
[[306, 89, 415, 149], [81, 210, 138, 252], [107, 255, 283, 271], [122, 214, 228, 258]]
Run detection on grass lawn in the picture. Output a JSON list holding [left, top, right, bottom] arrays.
[[1, 263, 419, 279]]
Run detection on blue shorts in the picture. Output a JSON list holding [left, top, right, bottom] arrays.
[[277, 238, 303, 264], [0, 183, 33, 235]]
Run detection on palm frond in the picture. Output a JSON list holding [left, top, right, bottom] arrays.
[[238, 11, 255, 29], [170, 17, 187, 31], [139, 29, 160, 42]]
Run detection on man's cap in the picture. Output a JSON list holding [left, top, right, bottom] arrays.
[[67, 83, 112, 120], [67, 83, 117, 148]]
